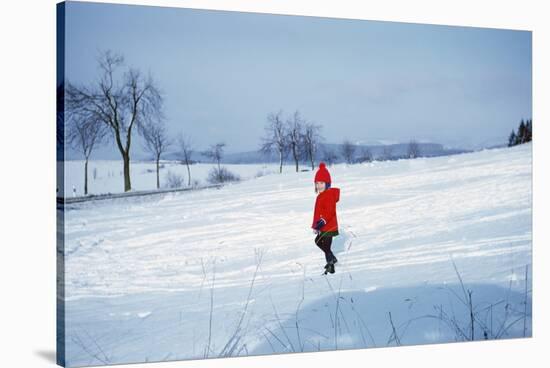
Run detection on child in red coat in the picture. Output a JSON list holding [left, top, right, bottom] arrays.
[[311, 162, 340, 274]]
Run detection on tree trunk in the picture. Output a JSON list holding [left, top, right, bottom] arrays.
[[279, 150, 283, 174], [113, 128, 132, 192], [186, 160, 191, 186], [156, 156, 160, 189], [84, 157, 89, 195], [292, 145, 298, 172], [123, 153, 131, 192]]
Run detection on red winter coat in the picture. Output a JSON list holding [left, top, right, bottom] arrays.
[[312, 187, 340, 235]]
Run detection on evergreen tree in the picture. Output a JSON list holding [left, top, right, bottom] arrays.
[[517, 120, 526, 144], [508, 130, 517, 147], [525, 119, 532, 142], [508, 119, 533, 147], [508, 119, 532, 147]]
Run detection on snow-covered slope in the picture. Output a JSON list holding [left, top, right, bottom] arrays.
[[60, 143, 532, 367]]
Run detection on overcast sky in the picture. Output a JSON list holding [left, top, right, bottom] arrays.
[[63, 1, 532, 156]]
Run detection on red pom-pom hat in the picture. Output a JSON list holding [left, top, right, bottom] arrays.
[[314, 162, 331, 183]]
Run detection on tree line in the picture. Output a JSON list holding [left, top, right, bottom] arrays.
[[508, 119, 532, 147], [63, 50, 424, 195], [259, 110, 324, 173], [259, 109, 422, 172], [65, 50, 239, 195], [65, 51, 163, 194]]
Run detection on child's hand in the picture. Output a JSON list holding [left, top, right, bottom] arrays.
[[314, 218, 326, 231]]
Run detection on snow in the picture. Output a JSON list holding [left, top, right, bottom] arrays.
[[60, 161, 282, 197], [59, 143, 532, 367]]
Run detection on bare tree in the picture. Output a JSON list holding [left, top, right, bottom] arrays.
[[56, 83, 65, 151], [382, 145, 394, 161], [177, 134, 194, 187], [323, 148, 339, 166], [66, 111, 108, 195], [57, 83, 65, 197], [340, 139, 356, 164], [286, 110, 304, 172], [259, 110, 288, 174], [358, 147, 373, 163], [142, 122, 171, 189], [302, 122, 323, 170], [66, 50, 164, 192], [203, 142, 226, 171], [407, 140, 420, 159]]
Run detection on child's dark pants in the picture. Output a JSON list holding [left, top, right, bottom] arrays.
[[315, 233, 336, 263]]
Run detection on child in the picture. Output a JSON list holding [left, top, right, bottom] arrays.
[[311, 162, 340, 274]]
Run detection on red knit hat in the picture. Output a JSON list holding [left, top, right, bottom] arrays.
[[314, 162, 331, 183]]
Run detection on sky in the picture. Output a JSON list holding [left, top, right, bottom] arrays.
[[62, 1, 532, 157]]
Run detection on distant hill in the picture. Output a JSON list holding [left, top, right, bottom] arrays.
[[216, 142, 472, 164], [64, 141, 471, 163]]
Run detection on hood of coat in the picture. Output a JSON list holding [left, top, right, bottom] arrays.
[[321, 187, 340, 203]]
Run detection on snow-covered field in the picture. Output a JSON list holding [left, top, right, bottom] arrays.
[[60, 161, 283, 197], [59, 144, 532, 367]]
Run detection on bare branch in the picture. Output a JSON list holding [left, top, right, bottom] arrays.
[[286, 110, 304, 172], [260, 110, 288, 173], [177, 133, 195, 187], [203, 142, 226, 171], [340, 139, 356, 164], [65, 50, 165, 192], [302, 122, 323, 170], [142, 122, 171, 189]]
